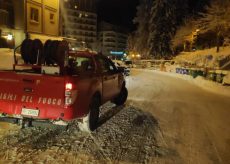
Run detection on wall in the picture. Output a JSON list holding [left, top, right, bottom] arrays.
[[26, 0, 59, 36]]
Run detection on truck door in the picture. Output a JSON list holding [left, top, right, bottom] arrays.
[[95, 56, 120, 102]]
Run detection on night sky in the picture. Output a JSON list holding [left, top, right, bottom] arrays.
[[97, 0, 139, 31]]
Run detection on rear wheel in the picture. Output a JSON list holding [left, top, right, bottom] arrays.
[[113, 86, 128, 106], [78, 96, 100, 132]]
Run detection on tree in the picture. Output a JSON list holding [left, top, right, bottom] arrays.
[[148, 0, 189, 58], [172, 19, 196, 53], [132, 0, 152, 58], [195, 0, 230, 52], [127, 33, 136, 53], [148, 0, 175, 58]]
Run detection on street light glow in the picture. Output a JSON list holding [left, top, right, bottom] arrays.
[[7, 34, 13, 41]]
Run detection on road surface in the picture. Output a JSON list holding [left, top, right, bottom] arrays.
[[127, 69, 230, 163], [0, 69, 229, 163]]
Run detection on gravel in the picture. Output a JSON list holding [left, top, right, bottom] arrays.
[[0, 103, 160, 163]]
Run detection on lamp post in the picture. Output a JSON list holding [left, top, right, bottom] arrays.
[[191, 29, 200, 51]]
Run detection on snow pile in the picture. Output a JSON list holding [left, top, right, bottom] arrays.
[[193, 76, 230, 97], [0, 48, 22, 70], [0, 104, 162, 163], [174, 47, 230, 69], [0, 48, 15, 70], [165, 63, 180, 73], [152, 70, 230, 97]]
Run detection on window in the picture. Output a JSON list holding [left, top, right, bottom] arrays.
[[95, 56, 116, 73], [67, 56, 94, 75], [50, 13, 55, 24], [30, 7, 39, 23]]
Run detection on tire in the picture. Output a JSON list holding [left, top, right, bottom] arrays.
[[21, 39, 33, 64], [56, 40, 69, 67], [78, 96, 100, 132], [51, 40, 60, 62], [44, 40, 52, 65], [31, 39, 43, 64], [113, 86, 128, 106]]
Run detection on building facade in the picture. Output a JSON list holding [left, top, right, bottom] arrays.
[[0, 0, 14, 28], [26, 0, 59, 37], [0, 0, 15, 48], [61, 0, 97, 50], [0, 0, 60, 48], [98, 22, 128, 57]]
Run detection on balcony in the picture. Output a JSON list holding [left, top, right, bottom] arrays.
[[105, 39, 116, 43]]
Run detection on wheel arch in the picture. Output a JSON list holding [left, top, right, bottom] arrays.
[[92, 91, 102, 105]]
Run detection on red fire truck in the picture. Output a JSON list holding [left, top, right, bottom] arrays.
[[0, 39, 128, 131]]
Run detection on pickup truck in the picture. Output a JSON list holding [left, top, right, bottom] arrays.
[[0, 48, 128, 132]]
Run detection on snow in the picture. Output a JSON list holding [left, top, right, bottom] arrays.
[[174, 46, 230, 69], [223, 73, 230, 84], [0, 52, 230, 163], [144, 69, 230, 97], [0, 48, 22, 70], [0, 49, 15, 70], [126, 69, 230, 163], [0, 105, 160, 163]]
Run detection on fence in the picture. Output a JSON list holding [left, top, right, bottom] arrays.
[[134, 59, 175, 70]]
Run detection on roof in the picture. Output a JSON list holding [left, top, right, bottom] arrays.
[[68, 50, 98, 57]]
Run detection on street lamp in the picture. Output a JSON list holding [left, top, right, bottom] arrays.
[[7, 34, 13, 41]]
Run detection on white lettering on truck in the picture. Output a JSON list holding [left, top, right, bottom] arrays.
[[0, 92, 62, 106], [21, 95, 33, 103], [0, 93, 17, 101], [38, 97, 62, 106]]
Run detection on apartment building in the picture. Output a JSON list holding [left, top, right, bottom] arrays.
[[0, 0, 60, 48], [61, 0, 97, 49], [98, 22, 128, 57]]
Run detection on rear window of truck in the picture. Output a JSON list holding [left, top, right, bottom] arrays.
[[67, 56, 94, 75]]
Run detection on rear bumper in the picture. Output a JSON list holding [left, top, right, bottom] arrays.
[[0, 116, 69, 128], [0, 103, 88, 121], [0, 116, 18, 124]]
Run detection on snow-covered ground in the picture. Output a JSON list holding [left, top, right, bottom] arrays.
[[142, 69, 230, 98], [0, 69, 230, 163], [127, 69, 230, 163], [174, 46, 230, 69], [0, 48, 15, 70], [0, 105, 158, 163], [0, 48, 23, 70]]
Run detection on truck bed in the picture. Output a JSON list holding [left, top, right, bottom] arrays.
[[0, 71, 73, 120]]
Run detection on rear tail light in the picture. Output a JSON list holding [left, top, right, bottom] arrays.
[[65, 82, 77, 107], [65, 83, 73, 90]]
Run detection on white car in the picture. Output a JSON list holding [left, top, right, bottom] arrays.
[[112, 60, 130, 76]]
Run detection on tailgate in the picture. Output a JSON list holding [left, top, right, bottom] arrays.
[[0, 71, 66, 120]]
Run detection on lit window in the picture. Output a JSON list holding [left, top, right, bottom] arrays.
[[30, 7, 39, 23]]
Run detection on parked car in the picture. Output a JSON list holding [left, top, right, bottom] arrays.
[[124, 60, 137, 68], [112, 60, 130, 76]]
